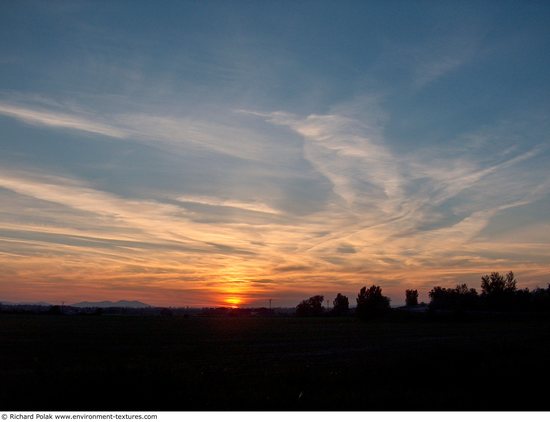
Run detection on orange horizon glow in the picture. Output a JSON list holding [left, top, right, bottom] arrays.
[[2, 262, 550, 308], [1, 135, 550, 308], [1, 3, 550, 312], [224, 296, 243, 308]]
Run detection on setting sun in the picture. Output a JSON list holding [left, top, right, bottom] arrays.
[[1, 1, 549, 412], [224, 297, 242, 308], [1, 0, 550, 312]]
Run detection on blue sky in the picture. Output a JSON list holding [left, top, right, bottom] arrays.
[[1, 0, 549, 306]]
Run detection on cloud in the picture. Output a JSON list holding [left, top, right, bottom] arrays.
[[1, 96, 549, 305], [274, 265, 312, 273], [246, 106, 549, 277], [0, 170, 260, 254], [337, 244, 356, 254], [0, 98, 301, 164], [413, 55, 467, 88], [177, 195, 281, 215], [245, 109, 404, 213], [409, 25, 481, 89], [0, 102, 126, 138]]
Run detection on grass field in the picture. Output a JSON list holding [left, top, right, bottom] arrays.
[[1, 314, 549, 410]]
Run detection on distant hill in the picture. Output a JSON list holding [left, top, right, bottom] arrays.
[[70, 300, 151, 308]]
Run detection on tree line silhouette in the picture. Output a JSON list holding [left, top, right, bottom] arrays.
[[296, 271, 550, 318]]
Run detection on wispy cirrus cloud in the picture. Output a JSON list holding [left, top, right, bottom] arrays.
[[241, 109, 403, 211], [0, 98, 300, 163], [1, 94, 549, 305], [177, 195, 281, 215], [0, 102, 126, 138], [244, 106, 549, 275], [2, 2, 550, 308]]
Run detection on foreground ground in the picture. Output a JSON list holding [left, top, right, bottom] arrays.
[[1, 313, 549, 410]]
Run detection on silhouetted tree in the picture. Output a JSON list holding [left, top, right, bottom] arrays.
[[480, 271, 518, 310], [532, 284, 550, 311], [48, 305, 62, 315], [405, 289, 419, 307], [160, 307, 174, 317], [455, 284, 479, 310], [428, 284, 478, 312], [332, 293, 349, 315], [428, 286, 450, 310], [296, 295, 325, 317], [515, 288, 532, 311], [481, 271, 517, 295], [356, 285, 390, 319]]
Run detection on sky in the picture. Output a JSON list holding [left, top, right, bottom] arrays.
[[1, 0, 550, 307]]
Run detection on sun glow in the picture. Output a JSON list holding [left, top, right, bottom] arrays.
[[224, 296, 242, 308]]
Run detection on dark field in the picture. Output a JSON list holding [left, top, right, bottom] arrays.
[[1, 314, 549, 410]]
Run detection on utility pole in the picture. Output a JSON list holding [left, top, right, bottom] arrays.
[[268, 299, 272, 310]]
